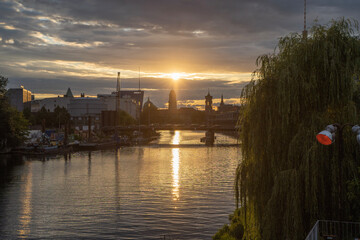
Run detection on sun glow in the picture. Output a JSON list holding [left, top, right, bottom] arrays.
[[171, 73, 181, 81]]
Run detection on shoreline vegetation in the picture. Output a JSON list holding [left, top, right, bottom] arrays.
[[0, 75, 29, 153], [214, 18, 360, 239]]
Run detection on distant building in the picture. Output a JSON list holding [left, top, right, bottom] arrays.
[[29, 88, 143, 129], [31, 88, 74, 112], [213, 110, 240, 125], [168, 89, 177, 112], [214, 94, 241, 126], [107, 90, 144, 119], [205, 90, 213, 112], [140, 90, 242, 126], [68, 97, 106, 117], [68, 97, 107, 130], [178, 107, 204, 123], [142, 91, 205, 124], [218, 94, 239, 112], [141, 97, 159, 124], [64, 87, 74, 98], [143, 97, 158, 111], [5, 86, 32, 112], [97, 93, 138, 119], [117, 90, 144, 112]]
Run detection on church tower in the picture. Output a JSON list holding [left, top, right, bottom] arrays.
[[205, 90, 213, 112], [168, 89, 177, 112], [220, 94, 224, 107]]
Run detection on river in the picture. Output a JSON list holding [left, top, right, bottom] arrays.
[[0, 130, 240, 239]]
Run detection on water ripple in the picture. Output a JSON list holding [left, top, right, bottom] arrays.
[[0, 131, 239, 239]]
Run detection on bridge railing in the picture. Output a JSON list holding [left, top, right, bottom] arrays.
[[305, 220, 360, 240], [305, 220, 319, 240]]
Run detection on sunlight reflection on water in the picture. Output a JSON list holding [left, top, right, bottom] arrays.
[[18, 162, 32, 238], [171, 131, 181, 201], [0, 130, 240, 239], [172, 148, 180, 201]]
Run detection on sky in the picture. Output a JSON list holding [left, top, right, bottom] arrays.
[[0, 0, 359, 109]]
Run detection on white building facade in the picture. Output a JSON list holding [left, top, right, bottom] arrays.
[[30, 88, 74, 112], [31, 97, 72, 112], [97, 93, 138, 119], [67, 97, 107, 130]]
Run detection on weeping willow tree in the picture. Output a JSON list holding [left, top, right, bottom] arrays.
[[236, 19, 360, 239]]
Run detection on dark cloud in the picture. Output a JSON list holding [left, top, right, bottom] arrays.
[[0, 0, 359, 106], [13, 0, 360, 34]]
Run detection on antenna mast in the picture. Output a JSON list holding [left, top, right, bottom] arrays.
[[138, 67, 141, 131], [302, 0, 307, 38], [116, 72, 121, 113], [138, 66, 141, 91]]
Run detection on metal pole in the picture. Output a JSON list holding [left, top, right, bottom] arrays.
[[303, 0, 308, 38], [336, 123, 353, 221], [138, 67, 141, 132], [304, 0, 306, 32], [148, 103, 150, 126], [88, 116, 91, 142], [64, 121, 68, 146], [119, 72, 121, 113], [338, 125, 346, 222], [138, 66, 140, 91]]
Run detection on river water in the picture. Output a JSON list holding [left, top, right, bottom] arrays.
[[0, 131, 240, 239]]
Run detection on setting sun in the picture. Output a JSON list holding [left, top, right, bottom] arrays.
[[171, 73, 181, 81]]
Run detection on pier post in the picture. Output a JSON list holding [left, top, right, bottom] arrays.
[[205, 130, 215, 145], [64, 121, 68, 145]]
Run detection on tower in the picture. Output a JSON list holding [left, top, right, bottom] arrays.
[[205, 90, 213, 112], [220, 94, 224, 107], [302, 0, 307, 38], [116, 72, 121, 113], [64, 88, 74, 98], [168, 89, 177, 112]]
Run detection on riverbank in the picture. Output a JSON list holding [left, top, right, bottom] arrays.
[[2, 130, 239, 156]]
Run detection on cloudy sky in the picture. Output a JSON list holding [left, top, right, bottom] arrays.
[[0, 0, 359, 109]]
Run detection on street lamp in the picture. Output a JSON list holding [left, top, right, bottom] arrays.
[[316, 123, 360, 146], [316, 124, 337, 145], [316, 123, 359, 221], [352, 125, 360, 145]]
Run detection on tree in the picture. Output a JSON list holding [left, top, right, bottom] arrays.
[[23, 107, 36, 125], [235, 19, 360, 239], [117, 110, 136, 125], [0, 75, 29, 149], [214, 209, 245, 240], [0, 104, 29, 148], [0, 75, 7, 97], [54, 106, 71, 128]]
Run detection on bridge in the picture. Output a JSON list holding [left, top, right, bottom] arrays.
[[101, 123, 238, 145], [102, 124, 238, 132]]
